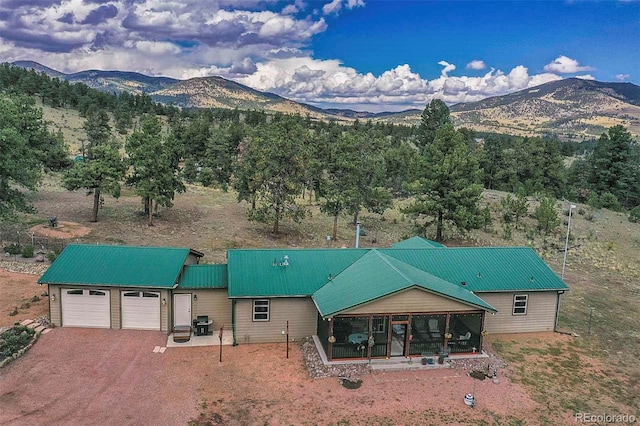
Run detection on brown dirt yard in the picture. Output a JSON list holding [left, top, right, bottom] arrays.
[[0, 328, 565, 426], [0, 267, 48, 327]]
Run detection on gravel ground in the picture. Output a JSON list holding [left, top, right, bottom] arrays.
[[1, 328, 554, 425]]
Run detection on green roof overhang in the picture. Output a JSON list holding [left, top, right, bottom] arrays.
[[312, 250, 496, 317]]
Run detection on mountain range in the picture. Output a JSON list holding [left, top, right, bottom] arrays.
[[11, 61, 640, 139]]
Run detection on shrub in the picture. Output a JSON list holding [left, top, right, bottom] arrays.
[[21, 245, 34, 258], [3, 243, 21, 255], [46, 250, 60, 262], [599, 192, 622, 211], [0, 325, 35, 361], [587, 192, 601, 209], [629, 207, 640, 223]]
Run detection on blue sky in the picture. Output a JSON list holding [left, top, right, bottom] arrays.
[[0, 0, 638, 111]]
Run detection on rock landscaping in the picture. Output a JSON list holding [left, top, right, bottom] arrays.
[[300, 336, 508, 382]]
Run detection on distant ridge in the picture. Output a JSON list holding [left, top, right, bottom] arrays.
[[9, 61, 640, 138]]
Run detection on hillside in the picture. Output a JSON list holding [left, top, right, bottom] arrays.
[[384, 79, 640, 139], [150, 76, 332, 120], [11, 61, 640, 138]]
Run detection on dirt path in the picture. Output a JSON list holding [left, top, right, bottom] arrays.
[[1, 328, 556, 426]]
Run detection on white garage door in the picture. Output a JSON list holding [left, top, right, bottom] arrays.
[[61, 289, 111, 328], [121, 291, 161, 330]]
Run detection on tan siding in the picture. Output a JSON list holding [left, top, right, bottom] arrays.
[[49, 285, 61, 326], [160, 289, 169, 332], [235, 298, 317, 344], [345, 288, 474, 314], [185, 254, 200, 265], [479, 292, 559, 333], [110, 290, 120, 329], [173, 289, 232, 330]]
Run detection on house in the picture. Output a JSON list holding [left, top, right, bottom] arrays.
[[39, 238, 569, 361]]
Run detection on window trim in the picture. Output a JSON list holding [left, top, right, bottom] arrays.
[[512, 294, 528, 315], [252, 299, 270, 322]]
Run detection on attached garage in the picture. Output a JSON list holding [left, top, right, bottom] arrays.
[[121, 291, 161, 330], [61, 288, 110, 328], [40, 244, 204, 332]]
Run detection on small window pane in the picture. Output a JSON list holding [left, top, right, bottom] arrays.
[[89, 290, 106, 296], [513, 294, 528, 315], [66, 289, 83, 295], [253, 299, 270, 321], [143, 292, 159, 298], [124, 292, 140, 297]]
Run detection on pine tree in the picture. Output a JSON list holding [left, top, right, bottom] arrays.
[[404, 124, 484, 241]]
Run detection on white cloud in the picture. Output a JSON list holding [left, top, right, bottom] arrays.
[[543, 55, 594, 74], [438, 60, 456, 77], [238, 57, 566, 111], [466, 60, 486, 70], [0, 1, 597, 112], [322, 0, 364, 15], [322, 0, 342, 15], [346, 0, 365, 9], [616, 73, 630, 81], [575, 74, 596, 80]]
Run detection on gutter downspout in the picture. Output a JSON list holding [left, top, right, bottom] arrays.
[[232, 299, 237, 346]]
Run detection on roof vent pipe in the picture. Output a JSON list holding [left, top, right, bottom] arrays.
[[355, 222, 361, 248]]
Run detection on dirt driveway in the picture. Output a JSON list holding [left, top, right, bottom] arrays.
[[0, 328, 203, 425], [1, 328, 563, 426]]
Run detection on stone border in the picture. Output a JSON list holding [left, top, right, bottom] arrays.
[[0, 329, 40, 368]]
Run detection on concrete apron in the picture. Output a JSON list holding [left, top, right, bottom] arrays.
[[166, 331, 234, 348]]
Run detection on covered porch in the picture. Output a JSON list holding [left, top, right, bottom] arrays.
[[317, 311, 485, 361]]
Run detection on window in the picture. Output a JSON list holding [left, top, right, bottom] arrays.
[[66, 289, 83, 295], [253, 299, 270, 321], [142, 292, 159, 298], [89, 290, 106, 296], [513, 294, 528, 315]]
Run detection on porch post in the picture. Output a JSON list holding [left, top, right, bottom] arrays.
[[328, 318, 334, 361], [444, 313, 450, 353], [479, 312, 485, 352]]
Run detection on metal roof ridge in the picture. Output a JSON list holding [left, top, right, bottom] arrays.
[[372, 250, 415, 285], [66, 243, 197, 251]]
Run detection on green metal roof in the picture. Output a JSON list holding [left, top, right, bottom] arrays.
[[381, 247, 569, 292], [312, 250, 496, 317], [178, 264, 228, 289], [226, 249, 369, 297], [38, 244, 199, 288], [391, 236, 445, 248]]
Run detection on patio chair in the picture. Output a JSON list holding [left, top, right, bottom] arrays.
[[458, 331, 471, 346]]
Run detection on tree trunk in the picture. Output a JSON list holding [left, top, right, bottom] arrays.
[[144, 197, 150, 215], [273, 205, 280, 234], [436, 211, 444, 242], [148, 199, 154, 226], [91, 188, 101, 222], [332, 214, 339, 241], [352, 211, 359, 226]]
